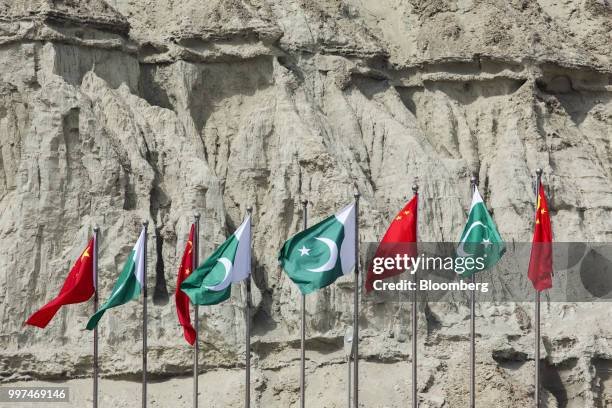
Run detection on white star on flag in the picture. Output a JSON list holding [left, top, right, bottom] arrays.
[[298, 246, 310, 256]]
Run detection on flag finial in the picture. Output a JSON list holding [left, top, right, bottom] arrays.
[[354, 190, 361, 200], [536, 168, 543, 177], [143, 220, 149, 227], [93, 225, 99, 233], [194, 212, 201, 220], [412, 183, 419, 195], [247, 206, 253, 216]]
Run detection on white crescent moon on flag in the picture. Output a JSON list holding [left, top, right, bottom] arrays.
[[456, 221, 487, 258], [307, 237, 338, 273], [204, 257, 233, 291]]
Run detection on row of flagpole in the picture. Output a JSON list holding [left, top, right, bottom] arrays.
[[466, 169, 545, 407], [465, 169, 545, 408], [86, 210, 252, 408], [34, 168, 550, 408]]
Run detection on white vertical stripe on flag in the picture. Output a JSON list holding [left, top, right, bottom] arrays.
[[336, 203, 356, 275], [231, 215, 251, 282], [133, 227, 146, 288]]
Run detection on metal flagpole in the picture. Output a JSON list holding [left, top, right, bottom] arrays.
[[193, 213, 200, 408], [300, 199, 308, 408], [534, 168, 542, 408], [142, 220, 148, 408], [344, 326, 353, 408], [347, 355, 351, 408], [246, 206, 253, 408], [535, 292, 541, 408], [353, 191, 360, 408], [93, 226, 99, 408], [469, 174, 478, 408], [411, 184, 419, 408]]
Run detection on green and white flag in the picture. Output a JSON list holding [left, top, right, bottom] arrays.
[[181, 215, 251, 306], [456, 186, 505, 277], [86, 228, 146, 330], [279, 203, 356, 294]]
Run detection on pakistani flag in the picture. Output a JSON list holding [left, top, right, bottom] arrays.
[[86, 228, 146, 330], [181, 216, 251, 305], [456, 186, 505, 277], [279, 203, 356, 294]]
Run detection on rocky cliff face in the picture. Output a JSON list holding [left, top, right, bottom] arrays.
[[1, 1, 611, 407]]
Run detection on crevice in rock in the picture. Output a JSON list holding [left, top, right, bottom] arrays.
[[542, 358, 578, 408], [153, 227, 168, 306], [36, 163, 41, 198], [491, 347, 528, 370], [252, 298, 277, 337], [27, 224, 44, 318], [423, 78, 527, 105], [593, 357, 612, 408], [352, 74, 390, 100], [139, 64, 173, 111], [423, 303, 442, 341], [0, 149, 5, 200], [250, 253, 277, 337], [60, 107, 80, 188], [395, 86, 420, 116], [140, 139, 171, 305], [137, 43, 170, 61], [277, 55, 304, 83], [121, 170, 136, 210], [287, 335, 344, 355]]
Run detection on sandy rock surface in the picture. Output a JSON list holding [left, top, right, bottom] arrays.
[[1, 0, 611, 407]]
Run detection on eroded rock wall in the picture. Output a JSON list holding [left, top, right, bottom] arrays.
[[1, 1, 611, 407]]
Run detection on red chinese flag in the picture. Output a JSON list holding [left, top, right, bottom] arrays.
[[365, 194, 418, 293], [25, 239, 95, 328], [176, 224, 197, 345], [528, 183, 553, 291]]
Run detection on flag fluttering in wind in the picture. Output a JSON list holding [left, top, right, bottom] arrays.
[[181, 216, 251, 305], [456, 186, 505, 276], [528, 182, 553, 291], [25, 239, 95, 328], [86, 228, 146, 330], [279, 204, 356, 294], [365, 194, 418, 293], [176, 224, 197, 345]]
